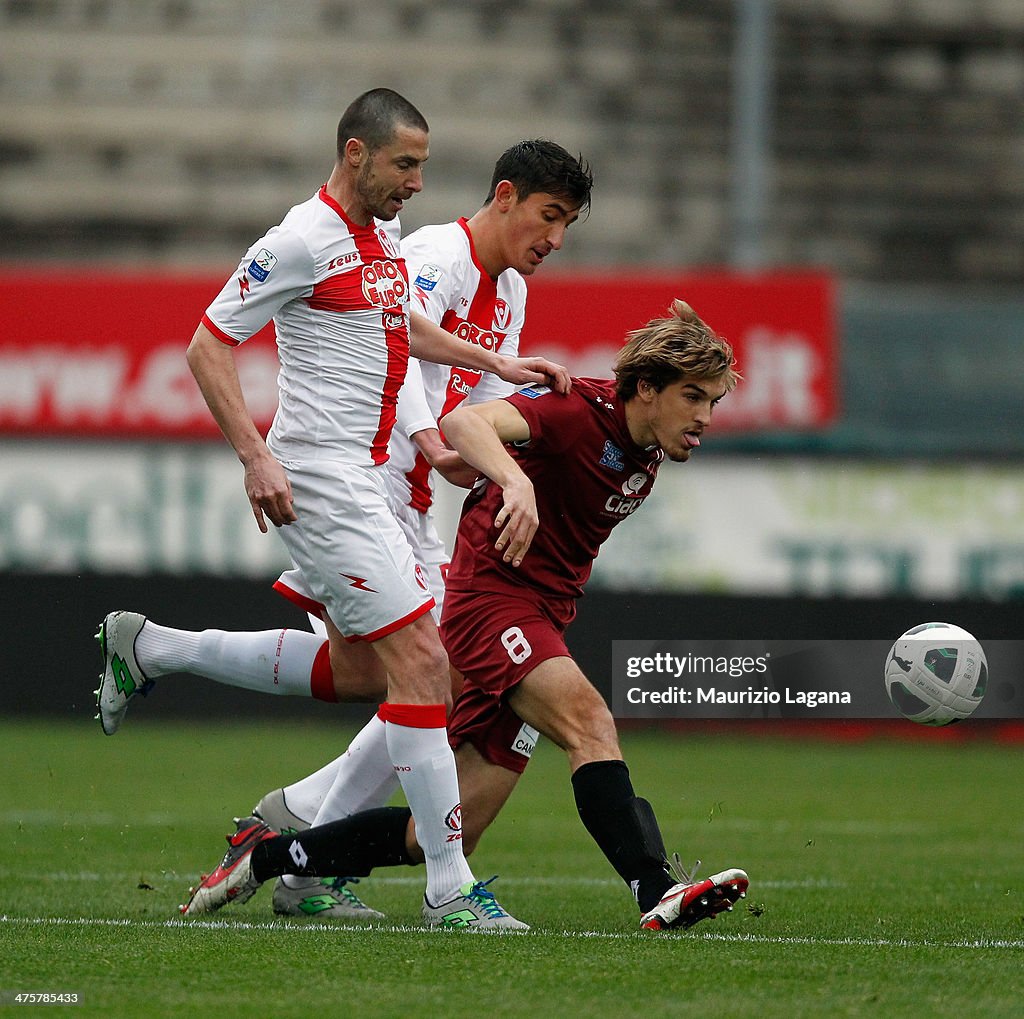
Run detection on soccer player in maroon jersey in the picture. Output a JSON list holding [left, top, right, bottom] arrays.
[[213, 300, 751, 930]]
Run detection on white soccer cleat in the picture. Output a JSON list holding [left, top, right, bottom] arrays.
[[272, 875, 384, 920], [640, 867, 749, 931], [422, 876, 529, 931], [94, 610, 153, 735]]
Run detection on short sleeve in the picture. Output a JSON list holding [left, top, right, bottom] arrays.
[[506, 383, 580, 456], [202, 226, 315, 345]]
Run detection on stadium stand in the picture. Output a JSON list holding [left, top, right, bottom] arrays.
[[1, 0, 1022, 284]]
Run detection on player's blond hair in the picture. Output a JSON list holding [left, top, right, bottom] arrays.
[[614, 300, 739, 399]]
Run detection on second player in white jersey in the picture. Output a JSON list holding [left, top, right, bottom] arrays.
[[389, 217, 525, 514]]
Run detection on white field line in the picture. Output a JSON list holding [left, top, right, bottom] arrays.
[[0, 871, 842, 890], [1, 914, 1021, 951], [0, 812, 929, 835]]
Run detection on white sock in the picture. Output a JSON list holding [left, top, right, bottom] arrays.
[[383, 705, 474, 904], [134, 622, 326, 697], [275, 759, 339, 824], [309, 714, 400, 826]]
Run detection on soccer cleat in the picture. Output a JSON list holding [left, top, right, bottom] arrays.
[[179, 817, 278, 917], [422, 876, 528, 931], [640, 864, 749, 931], [94, 610, 155, 735], [254, 792, 383, 919], [252, 788, 310, 835], [272, 875, 384, 920]]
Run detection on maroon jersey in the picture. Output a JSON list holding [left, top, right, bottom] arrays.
[[445, 377, 664, 606]]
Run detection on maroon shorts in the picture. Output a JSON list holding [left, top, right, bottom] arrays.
[[441, 587, 575, 774]]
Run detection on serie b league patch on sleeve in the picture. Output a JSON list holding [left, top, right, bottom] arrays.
[[247, 249, 278, 283], [413, 263, 444, 291]]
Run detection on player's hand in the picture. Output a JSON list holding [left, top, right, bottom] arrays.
[[243, 452, 296, 532], [493, 475, 538, 568], [495, 355, 572, 394]]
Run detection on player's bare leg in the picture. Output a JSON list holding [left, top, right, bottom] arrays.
[[509, 657, 748, 929]]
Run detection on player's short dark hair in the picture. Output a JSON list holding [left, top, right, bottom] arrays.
[[614, 301, 740, 399], [484, 140, 593, 214], [336, 88, 429, 156]]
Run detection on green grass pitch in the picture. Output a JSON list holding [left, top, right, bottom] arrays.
[[2, 718, 1022, 1017]]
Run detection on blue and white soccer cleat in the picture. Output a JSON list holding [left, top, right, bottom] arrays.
[[93, 610, 154, 735]]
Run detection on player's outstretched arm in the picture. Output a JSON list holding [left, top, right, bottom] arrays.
[[186, 323, 296, 533], [410, 427, 480, 489], [441, 401, 537, 567], [408, 311, 570, 393]]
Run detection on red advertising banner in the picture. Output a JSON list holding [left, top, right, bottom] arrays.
[[519, 271, 838, 431], [0, 269, 835, 438]]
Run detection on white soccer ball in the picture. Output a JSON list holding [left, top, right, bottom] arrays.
[[884, 622, 988, 726]]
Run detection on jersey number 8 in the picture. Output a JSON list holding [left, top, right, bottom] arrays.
[[500, 626, 533, 665]]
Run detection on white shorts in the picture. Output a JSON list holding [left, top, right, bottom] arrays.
[[391, 499, 449, 615], [271, 460, 434, 643]]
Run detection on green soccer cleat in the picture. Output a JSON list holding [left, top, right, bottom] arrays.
[[93, 610, 154, 736], [422, 876, 528, 931], [253, 791, 383, 919], [272, 875, 384, 920]]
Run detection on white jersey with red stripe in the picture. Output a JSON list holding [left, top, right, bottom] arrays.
[[202, 185, 409, 467], [388, 217, 524, 513]]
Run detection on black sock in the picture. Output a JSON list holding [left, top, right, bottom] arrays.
[[571, 760, 675, 912], [251, 806, 414, 883]]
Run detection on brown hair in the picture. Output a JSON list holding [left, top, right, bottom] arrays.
[[614, 300, 739, 399]]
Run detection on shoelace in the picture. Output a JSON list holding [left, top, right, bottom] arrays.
[[465, 876, 508, 919], [324, 876, 368, 908], [667, 853, 702, 887]]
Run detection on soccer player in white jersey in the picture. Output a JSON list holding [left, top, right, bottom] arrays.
[[95, 88, 572, 930], [93, 124, 590, 927]]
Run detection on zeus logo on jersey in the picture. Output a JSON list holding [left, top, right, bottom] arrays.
[[361, 260, 407, 309], [247, 249, 278, 282], [413, 263, 444, 291]]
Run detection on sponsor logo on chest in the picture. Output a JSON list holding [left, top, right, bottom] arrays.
[[449, 315, 504, 351], [361, 259, 408, 309]]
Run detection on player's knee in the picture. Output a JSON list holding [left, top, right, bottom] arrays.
[[563, 700, 620, 759], [386, 627, 452, 706]]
